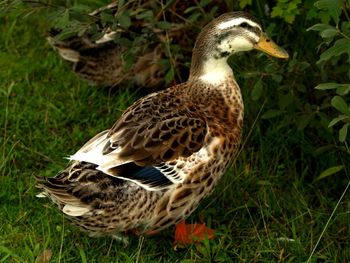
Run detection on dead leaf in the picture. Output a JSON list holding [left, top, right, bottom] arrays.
[[174, 220, 214, 248], [36, 249, 52, 263]]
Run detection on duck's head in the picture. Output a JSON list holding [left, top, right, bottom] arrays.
[[190, 12, 289, 84]]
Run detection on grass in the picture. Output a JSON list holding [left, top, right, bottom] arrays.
[[1, 5, 349, 263]]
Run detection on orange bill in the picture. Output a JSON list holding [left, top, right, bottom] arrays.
[[254, 33, 289, 59]]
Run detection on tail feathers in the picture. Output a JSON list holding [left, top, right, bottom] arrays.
[[46, 30, 96, 63], [35, 173, 91, 216], [55, 47, 80, 63], [62, 204, 91, 217], [35, 162, 124, 217], [47, 36, 80, 62], [36, 192, 47, 198]]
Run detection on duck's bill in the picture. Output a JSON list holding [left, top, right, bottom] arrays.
[[254, 34, 289, 59]]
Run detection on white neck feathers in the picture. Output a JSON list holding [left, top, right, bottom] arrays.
[[198, 58, 233, 85]]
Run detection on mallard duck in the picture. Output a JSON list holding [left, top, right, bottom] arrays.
[[36, 12, 288, 241], [47, 32, 165, 88], [47, 2, 190, 89]]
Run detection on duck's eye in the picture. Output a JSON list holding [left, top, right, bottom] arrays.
[[241, 22, 249, 28], [240, 22, 254, 32]]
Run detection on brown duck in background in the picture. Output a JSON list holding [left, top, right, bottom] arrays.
[[47, 1, 190, 89], [37, 11, 288, 244], [47, 32, 166, 88]]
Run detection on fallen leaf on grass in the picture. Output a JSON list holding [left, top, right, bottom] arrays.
[[36, 249, 52, 263], [174, 220, 214, 248]]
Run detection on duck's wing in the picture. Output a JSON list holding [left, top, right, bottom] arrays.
[[69, 88, 208, 190]]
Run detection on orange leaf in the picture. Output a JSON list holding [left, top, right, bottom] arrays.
[[174, 221, 215, 247], [174, 220, 191, 245], [191, 223, 214, 241]]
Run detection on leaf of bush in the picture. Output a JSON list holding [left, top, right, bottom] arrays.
[[271, 6, 283, 18], [315, 165, 344, 181], [317, 39, 350, 64], [239, 0, 252, 9], [251, 79, 263, 101], [55, 28, 78, 41], [315, 83, 350, 95], [307, 23, 334, 32], [188, 13, 202, 22], [100, 12, 114, 26], [184, 6, 198, 14], [117, 13, 131, 28], [56, 9, 70, 29], [314, 0, 341, 24], [200, 0, 211, 7], [135, 10, 153, 20], [328, 115, 348, 127], [339, 123, 349, 142], [165, 68, 174, 84], [336, 84, 350, 95], [261, 109, 285, 119], [71, 4, 90, 13], [296, 114, 314, 130], [320, 28, 338, 38], [315, 83, 339, 90], [331, 96, 350, 115]]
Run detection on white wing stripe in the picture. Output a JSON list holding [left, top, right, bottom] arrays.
[[69, 130, 125, 168]]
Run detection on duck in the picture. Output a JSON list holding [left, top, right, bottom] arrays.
[[47, 33, 166, 88], [36, 11, 288, 243], [47, 2, 190, 89]]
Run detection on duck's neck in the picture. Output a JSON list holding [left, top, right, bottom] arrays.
[[190, 57, 233, 85], [189, 36, 234, 86]]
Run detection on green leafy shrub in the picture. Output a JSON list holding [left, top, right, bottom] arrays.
[[307, 0, 350, 178], [308, 0, 350, 143]]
